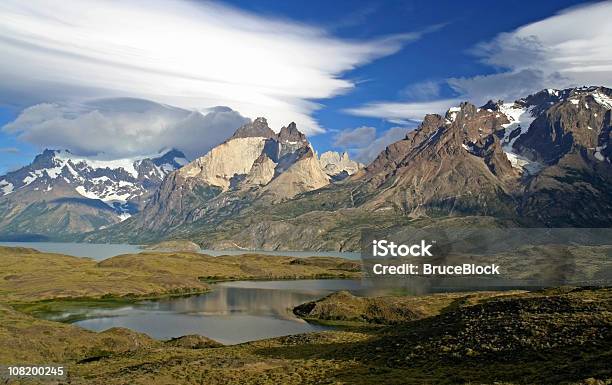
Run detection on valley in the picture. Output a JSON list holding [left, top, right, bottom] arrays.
[[0, 244, 609, 384], [2, 2, 611, 384]]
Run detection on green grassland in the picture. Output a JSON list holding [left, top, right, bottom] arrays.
[[0, 246, 610, 384], [0, 246, 360, 304]]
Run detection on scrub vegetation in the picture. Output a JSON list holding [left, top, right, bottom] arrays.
[[0, 246, 610, 384]]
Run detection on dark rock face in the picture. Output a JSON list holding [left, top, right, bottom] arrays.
[[349, 87, 611, 227], [515, 89, 610, 164], [277, 122, 310, 158], [356, 102, 519, 218], [230, 117, 276, 139], [278, 122, 307, 143], [152, 149, 188, 169], [505, 87, 612, 226]]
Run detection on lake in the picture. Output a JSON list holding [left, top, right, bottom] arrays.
[[0, 241, 360, 260], [51, 279, 365, 344]]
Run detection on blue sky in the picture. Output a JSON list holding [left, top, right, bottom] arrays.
[[1, 0, 610, 173]]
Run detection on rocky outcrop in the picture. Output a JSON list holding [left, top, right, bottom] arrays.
[[319, 151, 363, 181], [164, 335, 222, 348], [293, 290, 519, 324], [230, 117, 276, 139], [260, 148, 330, 201]]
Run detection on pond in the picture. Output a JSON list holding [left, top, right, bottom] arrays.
[[52, 279, 365, 344]]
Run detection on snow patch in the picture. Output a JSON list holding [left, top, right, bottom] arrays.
[[0, 180, 14, 195], [23, 174, 37, 186], [56, 151, 139, 177], [174, 157, 188, 166], [118, 180, 133, 187], [593, 91, 612, 109], [499, 103, 536, 151], [75, 186, 100, 200], [504, 151, 544, 174], [594, 144, 608, 162]]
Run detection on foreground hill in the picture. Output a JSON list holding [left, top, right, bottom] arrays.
[[1, 284, 609, 384], [0, 246, 360, 303]]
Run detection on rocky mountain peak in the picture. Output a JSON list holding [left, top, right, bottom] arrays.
[[31, 149, 63, 169], [481, 100, 503, 111], [231, 117, 276, 139], [511, 86, 612, 165], [151, 149, 188, 169], [278, 122, 307, 144], [319, 151, 363, 181], [0, 148, 188, 214], [0, 148, 189, 239]]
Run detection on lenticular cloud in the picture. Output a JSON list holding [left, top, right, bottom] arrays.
[[0, 0, 416, 135]]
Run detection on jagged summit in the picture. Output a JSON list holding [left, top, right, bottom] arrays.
[[278, 122, 307, 143], [0, 148, 189, 239], [360, 85, 611, 225], [152, 149, 188, 169], [114, 119, 363, 234], [162, 120, 327, 194], [84, 85, 612, 247], [319, 151, 363, 181], [230, 117, 276, 139], [426, 86, 612, 174], [480, 100, 502, 111]]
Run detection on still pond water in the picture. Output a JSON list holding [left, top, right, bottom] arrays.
[[56, 280, 364, 344], [2, 242, 363, 344]]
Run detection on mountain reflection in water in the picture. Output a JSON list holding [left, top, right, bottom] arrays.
[[71, 279, 363, 344]]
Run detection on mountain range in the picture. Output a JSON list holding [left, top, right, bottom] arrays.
[[0, 149, 188, 240], [0, 119, 361, 241], [1, 86, 611, 248]]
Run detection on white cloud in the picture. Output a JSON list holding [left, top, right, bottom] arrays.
[[345, 2, 612, 120], [334, 126, 409, 164], [0, 0, 423, 136], [401, 80, 442, 100], [333, 126, 376, 148], [2, 98, 250, 160], [449, 1, 612, 103], [447, 69, 550, 105], [344, 99, 461, 122]]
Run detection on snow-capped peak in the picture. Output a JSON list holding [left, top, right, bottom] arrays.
[[0, 148, 188, 220]]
